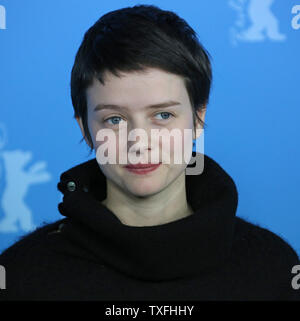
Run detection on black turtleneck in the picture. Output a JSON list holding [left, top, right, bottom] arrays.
[[0, 153, 299, 300]]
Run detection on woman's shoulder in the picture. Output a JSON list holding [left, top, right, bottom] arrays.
[[234, 216, 299, 294], [234, 216, 299, 263], [0, 219, 66, 264], [0, 219, 71, 300], [232, 217, 300, 300]]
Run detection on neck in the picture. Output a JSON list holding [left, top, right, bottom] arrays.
[[101, 171, 194, 227]]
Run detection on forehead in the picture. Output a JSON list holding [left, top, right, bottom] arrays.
[[86, 68, 188, 111]]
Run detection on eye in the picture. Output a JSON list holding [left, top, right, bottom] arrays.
[[104, 112, 174, 126], [154, 112, 174, 121], [104, 116, 125, 126]]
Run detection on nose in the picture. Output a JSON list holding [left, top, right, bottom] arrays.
[[127, 127, 152, 155], [126, 119, 155, 159]]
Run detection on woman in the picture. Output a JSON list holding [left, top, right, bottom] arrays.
[[0, 4, 299, 301]]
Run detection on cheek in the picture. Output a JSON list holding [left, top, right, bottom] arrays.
[[89, 121, 119, 165], [163, 119, 193, 165], [94, 130, 130, 166]]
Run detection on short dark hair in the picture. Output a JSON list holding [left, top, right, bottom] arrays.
[[70, 4, 212, 152]]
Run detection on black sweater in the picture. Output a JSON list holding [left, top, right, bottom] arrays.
[[0, 153, 299, 301]]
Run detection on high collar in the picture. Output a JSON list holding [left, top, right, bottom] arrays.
[[57, 153, 238, 281]]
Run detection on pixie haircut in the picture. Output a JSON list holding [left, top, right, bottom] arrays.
[[71, 4, 212, 152]]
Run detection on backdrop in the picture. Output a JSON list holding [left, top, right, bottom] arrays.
[[0, 0, 299, 255]]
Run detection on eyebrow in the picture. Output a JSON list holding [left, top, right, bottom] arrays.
[[93, 100, 181, 112]]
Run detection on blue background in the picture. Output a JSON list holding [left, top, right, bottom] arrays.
[[0, 0, 299, 255]]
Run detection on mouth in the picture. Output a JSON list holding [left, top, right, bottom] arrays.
[[124, 163, 161, 175]]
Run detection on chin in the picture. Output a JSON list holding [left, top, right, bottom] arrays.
[[125, 179, 165, 198]]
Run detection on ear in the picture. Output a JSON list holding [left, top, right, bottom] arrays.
[[75, 116, 93, 148], [193, 105, 207, 140]]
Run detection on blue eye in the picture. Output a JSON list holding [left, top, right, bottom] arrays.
[[104, 112, 174, 126], [105, 116, 124, 125], [155, 112, 173, 120]]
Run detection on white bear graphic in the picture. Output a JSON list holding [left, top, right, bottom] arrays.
[[0, 124, 51, 232], [229, 0, 286, 44]]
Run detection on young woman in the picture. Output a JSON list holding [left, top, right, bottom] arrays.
[[0, 4, 299, 301]]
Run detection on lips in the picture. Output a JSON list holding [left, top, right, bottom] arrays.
[[125, 163, 161, 169], [124, 162, 161, 175]]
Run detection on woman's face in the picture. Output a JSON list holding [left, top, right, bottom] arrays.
[[77, 67, 204, 197]]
